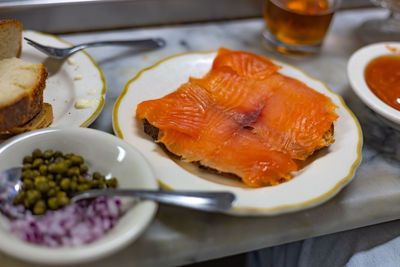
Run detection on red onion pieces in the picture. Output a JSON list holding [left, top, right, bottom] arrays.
[[10, 197, 122, 247]]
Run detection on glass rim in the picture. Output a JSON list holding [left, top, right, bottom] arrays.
[[265, 0, 342, 15]]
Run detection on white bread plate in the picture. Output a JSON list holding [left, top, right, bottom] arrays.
[[21, 31, 105, 128]]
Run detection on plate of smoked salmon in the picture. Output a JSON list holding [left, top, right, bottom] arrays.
[[113, 48, 362, 216]]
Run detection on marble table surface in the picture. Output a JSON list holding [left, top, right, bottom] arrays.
[[1, 7, 400, 267]]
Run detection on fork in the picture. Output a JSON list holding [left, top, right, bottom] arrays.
[[24, 37, 166, 59]]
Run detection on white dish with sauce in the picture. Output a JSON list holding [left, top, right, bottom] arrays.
[[347, 42, 400, 130], [0, 128, 158, 265]]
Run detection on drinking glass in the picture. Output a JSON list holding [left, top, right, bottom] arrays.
[[357, 0, 400, 43], [262, 0, 341, 54]]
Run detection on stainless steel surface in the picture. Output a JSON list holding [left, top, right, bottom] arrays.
[[24, 37, 166, 59], [0, 0, 374, 33], [72, 189, 235, 212]]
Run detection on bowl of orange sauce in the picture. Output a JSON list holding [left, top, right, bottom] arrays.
[[348, 42, 400, 130]]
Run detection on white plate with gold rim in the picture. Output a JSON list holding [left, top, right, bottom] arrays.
[[21, 30, 105, 128], [113, 51, 362, 216]]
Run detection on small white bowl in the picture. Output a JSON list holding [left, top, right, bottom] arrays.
[[0, 128, 158, 265], [347, 42, 400, 130]]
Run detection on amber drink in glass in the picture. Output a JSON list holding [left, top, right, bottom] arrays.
[[263, 0, 340, 53]]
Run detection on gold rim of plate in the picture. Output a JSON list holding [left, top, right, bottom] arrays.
[[113, 50, 363, 214], [25, 31, 106, 128]]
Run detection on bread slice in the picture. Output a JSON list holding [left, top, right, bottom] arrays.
[[7, 103, 53, 134], [142, 119, 335, 179], [0, 57, 48, 131], [0, 20, 22, 59]]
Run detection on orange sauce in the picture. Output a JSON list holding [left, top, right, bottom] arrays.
[[385, 44, 400, 54], [364, 55, 400, 111]]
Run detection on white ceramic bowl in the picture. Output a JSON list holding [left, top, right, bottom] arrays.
[[0, 128, 158, 265], [347, 42, 400, 130]]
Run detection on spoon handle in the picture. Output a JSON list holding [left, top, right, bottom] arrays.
[[72, 189, 235, 213]]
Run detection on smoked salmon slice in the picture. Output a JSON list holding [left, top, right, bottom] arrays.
[[137, 81, 298, 187], [190, 67, 273, 126], [249, 73, 338, 160], [136, 48, 338, 187], [212, 47, 281, 80]]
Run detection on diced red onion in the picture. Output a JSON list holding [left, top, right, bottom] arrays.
[[8, 197, 122, 247]]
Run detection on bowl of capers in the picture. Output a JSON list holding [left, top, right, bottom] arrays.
[[0, 127, 158, 265], [15, 149, 119, 215]]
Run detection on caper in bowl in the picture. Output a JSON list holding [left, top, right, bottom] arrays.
[[15, 149, 118, 215]]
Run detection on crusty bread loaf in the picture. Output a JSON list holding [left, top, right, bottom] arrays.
[[0, 20, 22, 59], [0, 57, 48, 131]]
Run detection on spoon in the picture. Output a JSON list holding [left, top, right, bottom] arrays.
[[0, 166, 235, 219], [71, 189, 235, 213], [24, 37, 166, 59]]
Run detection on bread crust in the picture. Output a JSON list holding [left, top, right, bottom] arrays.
[[144, 119, 335, 152], [8, 103, 53, 134], [143, 119, 335, 178], [0, 64, 48, 131], [315, 125, 334, 151]]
